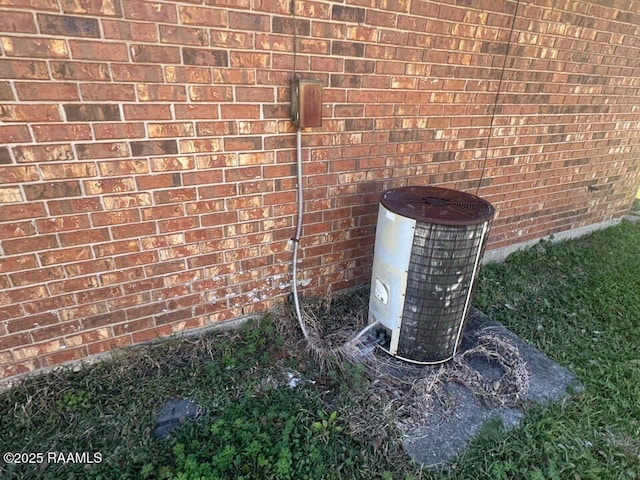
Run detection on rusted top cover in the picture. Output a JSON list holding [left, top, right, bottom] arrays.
[[381, 186, 495, 226]]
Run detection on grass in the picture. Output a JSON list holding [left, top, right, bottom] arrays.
[[1, 220, 639, 479], [464, 219, 640, 479]]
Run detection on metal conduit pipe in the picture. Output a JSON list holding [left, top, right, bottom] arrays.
[[290, 128, 379, 354], [291, 128, 310, 341]]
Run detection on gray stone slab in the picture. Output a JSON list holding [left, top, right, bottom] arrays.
[[154, 397, 202, 439], [401, 309, 582, 468]]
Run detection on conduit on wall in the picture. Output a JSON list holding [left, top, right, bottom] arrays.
[[288, 0, 380, 355], [291, 128, 309, 340]]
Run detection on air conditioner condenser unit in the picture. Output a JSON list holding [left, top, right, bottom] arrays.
[[369, 186, 495, 364]]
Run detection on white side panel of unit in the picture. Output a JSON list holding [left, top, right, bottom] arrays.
[[369, 205, 415, 349]]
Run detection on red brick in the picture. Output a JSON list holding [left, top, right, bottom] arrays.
[[148, 123, 194, 138], [0, 59, 47, 80], [130, 140, 178, 157], [179, 6, 227, 27], [0, 10, 37, 32], [87, 335, 132, 355], [332, 4, 365, 23], [111, 63, 163, 82], [46, 197, 102, 215], [0, 220, 36, 240], [80, 83, 136, 101], [2, 234, 59, 254], [220, 104, 261, 119], [158, 216, 199, 234], [101, 19, 157, 41], [137, 84, 187, 102], [5, 288, 60, 318], [93, 122, 146, 141], [131, 325, 172, 343], [131, 44, 181, 64], [179, 139, 224, 156], [165, 66, 212, 85], [39, 162, 96, 179], [0, 82, 13, 101], [37, 13, 100, 37], [51, 61, 110, 81], [145, 156, 191, 172], [102, 192, 152, 210], [0, 255, 38, 278], [5, 182, 35, 204], [123, 104, 172, 121], [227, 10, 269, 30], [15, 82, 79, 101], [0, 105, 61, 123], [69, 39, 129, 61], [135, 173, 179, 191], [188, 85, 233, 102], [61, 0, 122, 16], [6, 313, 58, 336], [35, 214, 90, 234], [210, 29, 253, 52], [0, 166, 38, 186], [40, 345, 87, 366], [2, 36, 68, 58], [123, 0, 177, 22], [48, 275, 101, 295], [91, 209, 140, 227], [113, 316, 152, 335], [98, 159, 148, 176], [174, 104, 219, 120], [110, 220, 156, 239], [235, 86, 275, 103], [160, 24, 208, 46], [58, 227, 110, 246], [196, 122, 237, 138], [255, 32, 292, 52], [183, 48, 229, 67], [0, 360, 41, 379], [141, 204, 185, 221], [222, 66, 260, 84], [76, 286, 122, 304], [38, 246, 92, 266], [229, 52, 270, 68], [76, 142, 129, 160], [64, 104, 121, 121], [224, 136, 263, 151], [0, 332, 33, 354], [32, 124, 92, 142]]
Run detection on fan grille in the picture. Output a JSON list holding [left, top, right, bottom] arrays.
[[382, 185, 494, 226]]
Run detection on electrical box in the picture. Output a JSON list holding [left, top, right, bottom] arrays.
[[291, 78, 323, 128]]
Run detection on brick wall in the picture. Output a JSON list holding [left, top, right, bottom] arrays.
[[1, 0, 640, 381]]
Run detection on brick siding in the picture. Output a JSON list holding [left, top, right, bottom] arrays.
[[1, 0, 640, 380]]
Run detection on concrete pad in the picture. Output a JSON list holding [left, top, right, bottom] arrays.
[[401, 309, 582, 468]]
